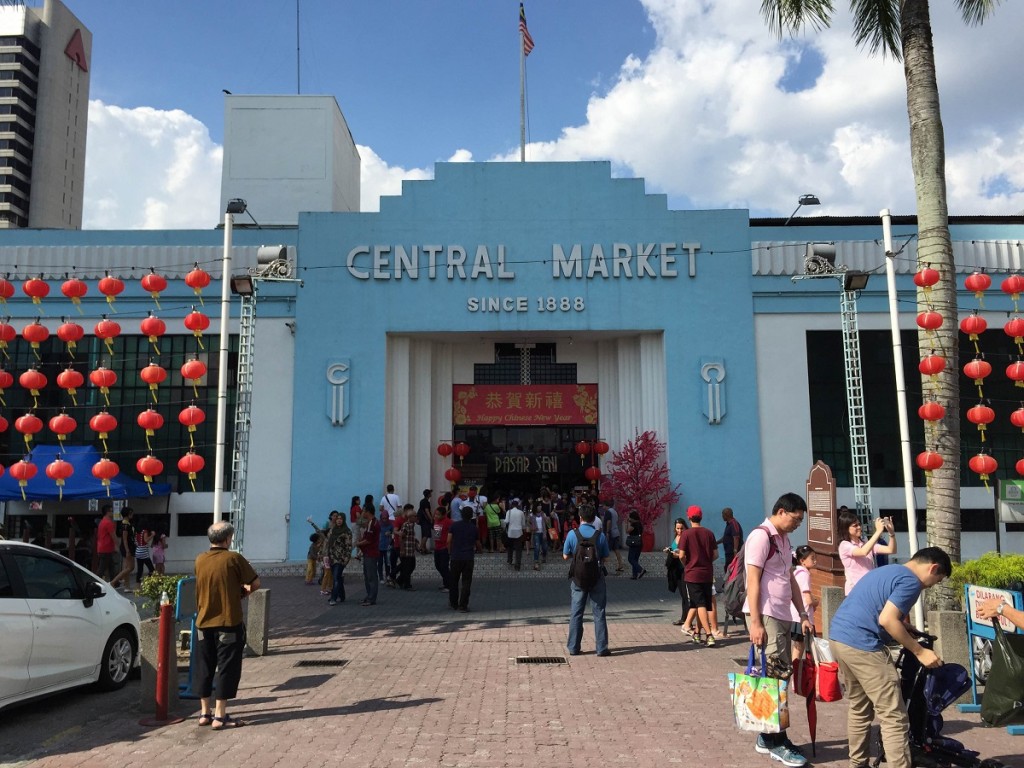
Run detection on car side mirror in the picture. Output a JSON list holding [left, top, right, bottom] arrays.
[[83, 580, 104, 607]]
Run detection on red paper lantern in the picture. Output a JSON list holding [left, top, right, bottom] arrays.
[[21, 319, 49, 352], [14, 412, 42, 449], [0, 368, 11, 403], [178, 451, 206, 490], [178, 405, 206, 446], [1006, 317, 1024, 345], [57, 367, 85, 405], [140, 313, 166, 354], [959, 314, 987, 340], [444, 466, 462, 485], [1008, 361, 1024, 388], [140, 270, 167, 308], [967, 403, 996, 440], [89, 411, 118, 440], [965, 271, 991, 300], [1017, 458, 1024, 476], [0, 277, 13, 303], [57, 320, 85, 355], [90, 366, 117, 406], [185, 265, 211, 304], [1011, 407, 1024, 432], [917, 401, 945, 421], [916, 310, 943, 332], [968, 453, 998, 485], [436, 442, 454, 458], [181, 358, 207, 386], [91, 457, 120, 494], [0, 414, 7, 432], [0, 320, 14, 353], [45, 457, 74, 499], [1001, 274, 1024, 301], [963, 358, 992, 386], [913, 267, 940, 290], [8, 458, 37, 499], [183, 308, 210, 348], [94, 316, 122, 357], [136, 454, 164, 491], [919, 354, 946, 379], [98, 273, 125, 309], [48, 412, 77, 445], [137, 408, 165, 450], [453, 441, 470, 464], [60, 277, 87, 309], [584, 466, 601, 484], [593, 440, 610, 456], [915, 450, 944, 473], [19, 368, 47, 396], [574, 440, 591, 457], [140, 363, 167, 403], [22, 276, 49, 305]]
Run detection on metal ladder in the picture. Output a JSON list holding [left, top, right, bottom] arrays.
[[840, 287, 873, 524], [228, 289, 256, 552]]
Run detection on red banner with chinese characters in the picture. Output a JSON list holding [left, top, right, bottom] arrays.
[[453, 384, 598, 426]]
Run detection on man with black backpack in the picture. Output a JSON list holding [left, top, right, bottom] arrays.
[[562, 505, 611, 657]]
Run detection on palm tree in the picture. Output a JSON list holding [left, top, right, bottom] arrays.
[[761, 0, 1001, 610]]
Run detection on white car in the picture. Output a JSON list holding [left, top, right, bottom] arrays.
[[0, 540, 141, 711]]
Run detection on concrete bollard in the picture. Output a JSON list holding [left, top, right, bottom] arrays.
[[928, 609, 973, 706], [139, 617, 180, 715], [246, 588, 271, 656], [820, 586, 845, 641]]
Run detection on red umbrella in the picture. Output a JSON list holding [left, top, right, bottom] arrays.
[[793, 646, 818, 756]]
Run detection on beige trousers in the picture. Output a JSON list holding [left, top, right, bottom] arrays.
[[830, 639, 911, 768]]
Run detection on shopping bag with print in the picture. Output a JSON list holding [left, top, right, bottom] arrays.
[[728, 644, 790, 733]]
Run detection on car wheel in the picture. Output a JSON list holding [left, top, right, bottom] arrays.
[[973, 636, 992, 685], [97, 627, 135, 691]]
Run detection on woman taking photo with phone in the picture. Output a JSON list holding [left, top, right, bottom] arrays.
[[837, 508, 896, 594]]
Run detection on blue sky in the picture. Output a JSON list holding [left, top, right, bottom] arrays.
[[70, 0, 1024, 228]]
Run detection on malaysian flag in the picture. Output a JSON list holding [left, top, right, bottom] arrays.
[[519, 3, 534, 56]]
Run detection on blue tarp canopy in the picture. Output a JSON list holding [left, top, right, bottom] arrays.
[[0, 444, 172, 501]]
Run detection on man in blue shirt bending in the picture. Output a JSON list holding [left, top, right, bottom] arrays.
[[563, 505, 611, 657], [829, 547, 952, 768]]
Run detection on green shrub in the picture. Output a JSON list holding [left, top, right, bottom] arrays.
[[949, 552, 1024, 601], [138, 573, 190, 614]]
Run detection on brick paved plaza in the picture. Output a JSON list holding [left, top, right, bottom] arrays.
[[1, 559, 1021, 768]]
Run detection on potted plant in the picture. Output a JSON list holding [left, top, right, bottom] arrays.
[[600, 430, 680, 551]]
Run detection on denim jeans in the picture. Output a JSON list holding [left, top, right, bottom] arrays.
[[627, 545, 642, 576], [362, 556, 378, 603], [567, 578, 608, 654], [330, 563, 346, 602], [532, 532, 548, 562], [377, 547, 391, 581]]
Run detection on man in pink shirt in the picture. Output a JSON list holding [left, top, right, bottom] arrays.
[[743, 492, 813, 768]]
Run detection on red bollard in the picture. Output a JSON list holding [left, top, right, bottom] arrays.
[[140, 591, 184, 726]]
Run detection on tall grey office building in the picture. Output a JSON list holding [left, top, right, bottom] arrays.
[[0, 0, 90, 229]]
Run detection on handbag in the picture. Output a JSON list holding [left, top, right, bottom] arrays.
[[728, 645, 790, 733], [547, 526, 559, 542], [792, 648, 816, 698], [626, 534, 642, 548], [811, 637, 843, 702]]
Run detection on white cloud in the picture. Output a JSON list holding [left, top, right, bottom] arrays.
[[84, 101, 222, 229], [83, 1, 1024, 226]]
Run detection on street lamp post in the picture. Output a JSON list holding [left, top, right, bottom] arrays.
[[213, 198, 248, 523]]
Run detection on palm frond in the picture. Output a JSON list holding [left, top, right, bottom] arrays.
[[760, 0, 835, 38], [956, 0, 1002, 26], [850, 0, 900, 59]]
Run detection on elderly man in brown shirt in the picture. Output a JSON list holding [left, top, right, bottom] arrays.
[[194, 521, 259, 729]]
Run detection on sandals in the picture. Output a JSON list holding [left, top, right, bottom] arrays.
[[197, 713, 213, 726], [211, 714, 248, 729]]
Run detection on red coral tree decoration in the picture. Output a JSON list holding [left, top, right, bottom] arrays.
[[600, 430, 680, 530]]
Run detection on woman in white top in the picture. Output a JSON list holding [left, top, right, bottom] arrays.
[[837, 508, 896, 595]]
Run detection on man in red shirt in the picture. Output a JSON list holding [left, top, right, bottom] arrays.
[[95, 504, 118, 582], [678, 505, 719, 646], [432, 506, 452, 591], [356, 506, 381, 606]]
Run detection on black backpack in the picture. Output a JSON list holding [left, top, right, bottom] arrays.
[[722, 525, 777, 619], [569, 528, 601, 591]]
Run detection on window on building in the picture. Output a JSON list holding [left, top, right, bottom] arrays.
[[474, 343, 577, 384]]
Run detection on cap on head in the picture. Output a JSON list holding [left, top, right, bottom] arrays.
[[686, 505, 702, 520]]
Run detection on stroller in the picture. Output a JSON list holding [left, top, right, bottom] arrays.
[[872, 629, 1006, 768]]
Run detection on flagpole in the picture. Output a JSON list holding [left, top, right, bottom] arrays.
[[519, 22, 526, 162]]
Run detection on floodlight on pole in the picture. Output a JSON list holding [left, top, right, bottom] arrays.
[[785, 194, 821, 225], [213, 198, 246, 524]]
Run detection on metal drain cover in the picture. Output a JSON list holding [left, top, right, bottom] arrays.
[[515, 656, 567, 665], [294, 659, 349, 668]]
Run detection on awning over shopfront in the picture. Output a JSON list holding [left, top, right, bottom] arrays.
[[0, 445, 172, 501]]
